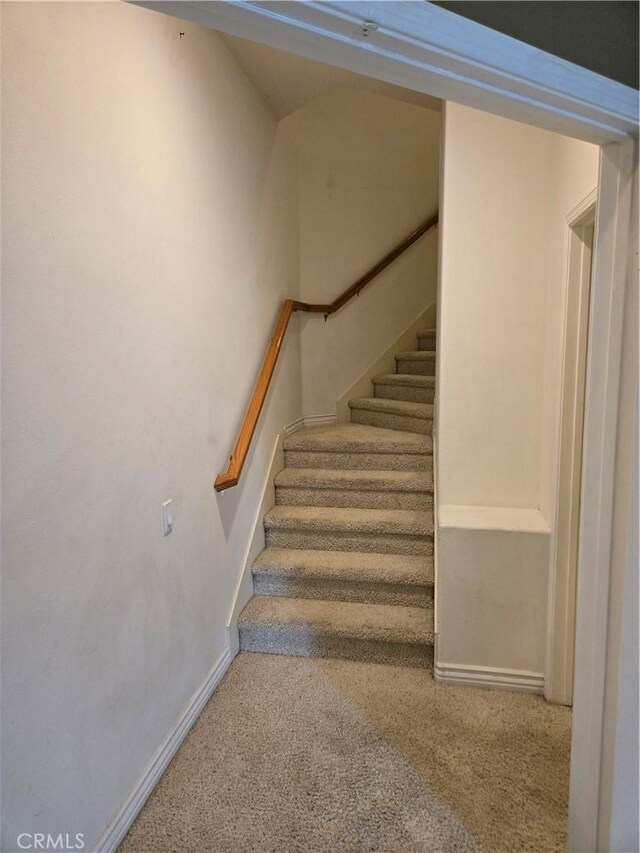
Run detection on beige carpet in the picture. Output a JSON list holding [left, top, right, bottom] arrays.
[[119, 653, 571, 853]]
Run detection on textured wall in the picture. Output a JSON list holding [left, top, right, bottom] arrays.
[[1, 3, 301, 848], [437, 102, 598, 514], [436, 102, 598, 676], [286, 86, 440, 416]]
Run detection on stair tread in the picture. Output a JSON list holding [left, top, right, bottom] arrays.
[[239, 596, 434, 645], [253, 547, 434, 586], [348, 397, 433, 419], [275, 468, 433, 492], [417, 328, 437, 337], [264, 505, 433, 536], [396, 350, 436, 360], [283, 423, 431, 454], [373, 373, 435, 387]]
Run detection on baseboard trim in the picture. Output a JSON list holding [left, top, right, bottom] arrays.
[[226, 430, 286, 651], [432, 429, 439, 634], [336, 302, 436, 423], [284, 413, 337, 435], [284, 417, 305, 435], [226, 411, 337, 648], [95, 647, 232, 853], [302, 413, 337, 428], [434, 661, 544, 694]]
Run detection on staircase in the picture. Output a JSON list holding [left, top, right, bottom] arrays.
[[238, 326, 436, 668]]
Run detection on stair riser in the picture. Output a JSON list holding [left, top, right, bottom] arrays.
[[239, 626, 433, 668], [284, 449, 432, 473], [275, 486, 433, 511], [418, 338, 436, 352], [252, 573, 433, 607], [350, 408, 432, 435], [266, 528, 434, 556], [374, 384, 435, 404], [396, 359, 435, 376]]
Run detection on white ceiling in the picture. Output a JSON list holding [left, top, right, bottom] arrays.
[[221, 32, 442, 119]]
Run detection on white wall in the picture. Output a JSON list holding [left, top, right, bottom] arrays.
[[1, 3, 301, 849], [539, 135, 605, 522], [436, 102, 599, 679], [437, 508, 550, 674], [284, 87, 440, 416]]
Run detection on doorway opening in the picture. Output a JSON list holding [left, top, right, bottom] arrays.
[[546, 192, 597, 706]]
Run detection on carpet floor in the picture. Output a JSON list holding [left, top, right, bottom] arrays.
[[119, 653, 571, 853]]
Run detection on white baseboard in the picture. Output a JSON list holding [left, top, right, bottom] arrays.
[[336, 302, 436, 423], [432, 429, 439, 635], [284, 416, 305, 435], [226, 430, 286, 651], [284, 413, 337, 434], [434, 660, 544, 694], [225, 412, 336, 648], [301, 412, 337, 428], [96, 646, 232, 853]]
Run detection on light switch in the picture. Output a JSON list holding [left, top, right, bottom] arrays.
[[162, 500, 173, 536]]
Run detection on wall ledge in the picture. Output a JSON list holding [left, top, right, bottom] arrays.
[[438, 504, 550, 533], [434, 660, 544, 694]]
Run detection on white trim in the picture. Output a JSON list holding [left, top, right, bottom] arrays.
[[135, 0, 637, 145], [226, 427, 287, 648], [301, 412, 337, 428], [285, 413, 337, 434], [95, 646, 232, 853], [284, 417, 305, 436], [568, 139, 635, 853], [565, 187, 599, 225], [336, 302, 437, 423], [432, 429, 439, 638], [546, 190, 596, 707], [434, 661, 544, 694], [225, 412, 337, 646], [438, 504, 550, 534]]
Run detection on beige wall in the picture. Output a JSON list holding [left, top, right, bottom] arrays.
[[438, 104, 599, 511], [1, 5, 441, 847], [1, 3, 301, 849], [436, 102, 599, 678], [284, 86, 440, 416], [538, 135, 604, 522]]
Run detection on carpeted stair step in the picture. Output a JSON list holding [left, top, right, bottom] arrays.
[[373, 373, 435, 404], [252, 547, 434, 606], [264, 505, 433, 556], [395, 350, 436, 376], [275, 468, 433, 510], [417, 328, 437, 351], [283, 423, 432, 472], [238, 596, 434, 667], [348, 397, 433, 435]]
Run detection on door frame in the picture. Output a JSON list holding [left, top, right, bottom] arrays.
[[136, 1, 637, 145], [545, 190, 597, 707], [567, 138, 635, 852], [135, 3, 637, 849]]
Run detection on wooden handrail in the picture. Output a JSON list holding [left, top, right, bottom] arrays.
[[214, 212, 438, 491]]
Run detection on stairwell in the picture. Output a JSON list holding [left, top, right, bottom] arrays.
[[237, 326, 437, 668]]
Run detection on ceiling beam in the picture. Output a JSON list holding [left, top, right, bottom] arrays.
[[133, 0, 638, 145]]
